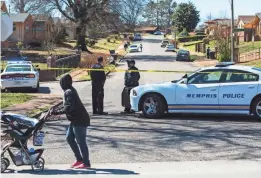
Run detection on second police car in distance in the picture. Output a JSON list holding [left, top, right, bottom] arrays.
[[130, 62, 261, 120], [1, 61, 40, 92]]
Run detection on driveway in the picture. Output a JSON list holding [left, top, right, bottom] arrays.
[[31, 35, 261, 165]]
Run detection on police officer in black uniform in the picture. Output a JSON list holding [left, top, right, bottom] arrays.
[[90, 57, 108, 115], [121, 59, 140, 114]]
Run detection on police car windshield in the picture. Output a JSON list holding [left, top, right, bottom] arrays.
[[172, 69, 201, 83], [5, 65, 32, 72]]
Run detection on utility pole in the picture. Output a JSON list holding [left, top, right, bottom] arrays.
[[231, 0, 235, 62], [156, 0, 159, 28]]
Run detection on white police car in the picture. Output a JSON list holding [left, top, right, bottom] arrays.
[[1, 61, 40, 92], [130, 62, 261, 120]]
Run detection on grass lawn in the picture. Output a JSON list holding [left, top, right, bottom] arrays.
[[1, 93, 33, 108], [238, 41, 261, 53], [244, 59, 261, 68]]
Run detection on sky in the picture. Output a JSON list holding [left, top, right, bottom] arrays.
[[4, 0, 261, 23], [175, 0, 261, 22]]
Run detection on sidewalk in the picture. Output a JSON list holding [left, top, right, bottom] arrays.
[[3, 160, 261, 178]]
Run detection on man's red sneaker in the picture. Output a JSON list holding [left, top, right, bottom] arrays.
[[71, 161, 83, 168], [75, 163, 91, 169]]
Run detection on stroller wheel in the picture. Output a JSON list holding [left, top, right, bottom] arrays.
[[2, 158, 10, 168], [1, 158, 8, 173], [31, 157, 45, 172]]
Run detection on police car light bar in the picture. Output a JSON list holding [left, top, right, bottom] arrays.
[[215, 62, 235, 67], [7, 61, 32, 64]]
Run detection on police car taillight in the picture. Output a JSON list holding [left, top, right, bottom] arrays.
[[25, 74, 35, 78], [1, 75, 11, 79]]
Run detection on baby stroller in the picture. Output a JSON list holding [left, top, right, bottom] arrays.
[[1, 104, 60, 173]]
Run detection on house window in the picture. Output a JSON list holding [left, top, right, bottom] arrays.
[[26, 25, 29, 33], [13, 23, 16, 31]]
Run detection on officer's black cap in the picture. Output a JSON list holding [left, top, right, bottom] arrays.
[[127, 59, 135, 64]]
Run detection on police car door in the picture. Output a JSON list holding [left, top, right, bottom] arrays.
[[219, 69, 259, 114], [174, 69, 222, 113]]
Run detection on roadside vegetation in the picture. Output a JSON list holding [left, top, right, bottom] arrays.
[[1, 93, 33, 108]]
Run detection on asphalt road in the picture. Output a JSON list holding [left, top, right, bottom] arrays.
[[18, 35, 261, 165]]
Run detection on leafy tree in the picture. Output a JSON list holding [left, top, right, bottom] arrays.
[[172, 2, 200, 32]]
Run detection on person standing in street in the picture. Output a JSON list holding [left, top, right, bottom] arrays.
[[90, 57, 108, 115], [140, 44, 143, 52], [51, 74, 91, 169], [121, 59, 140, 114], [207, 47, 210, 59]]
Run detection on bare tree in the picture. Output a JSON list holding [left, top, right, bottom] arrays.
[[49, 0, 110, 52], [10, 0, 54, 14], [206, 13, 212, 21], [110, 0, 145, 32]]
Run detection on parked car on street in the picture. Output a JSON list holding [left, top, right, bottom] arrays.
[[165, 44, 176, 52], [129, 44, 140, 52], [176, 49, 191, 61], [133, 33, 142, 41], [130, 62, 261, 120], [1, 61, 40, 92], [161, 40, 169, 47], [154, 31, 162, 35]]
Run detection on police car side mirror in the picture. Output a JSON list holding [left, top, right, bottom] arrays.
[[182, 74, 188, 79]]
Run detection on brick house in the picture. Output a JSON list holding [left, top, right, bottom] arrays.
[[244, 13, 261, 41], [204, 19, 237, 37], [236, 15, 255, 42], [32, 14, 54, 42], [8, 13, 34, 48]]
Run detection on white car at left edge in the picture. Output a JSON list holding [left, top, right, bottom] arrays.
[[1, 61, 40, 92], [130, 62, 261, 120]]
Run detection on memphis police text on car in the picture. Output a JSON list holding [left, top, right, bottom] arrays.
[[130, 62, 261, 120]]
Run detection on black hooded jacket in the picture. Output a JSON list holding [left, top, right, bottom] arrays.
[[124, 66, 140, 87], [54, 74, 90, 126]]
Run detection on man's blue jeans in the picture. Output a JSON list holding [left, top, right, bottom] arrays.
[[66, 124, 90, 166]]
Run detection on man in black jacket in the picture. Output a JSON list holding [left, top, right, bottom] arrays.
[[51, 74, 91, 169], [90, 57, 108, 115], [122, 59, 140, 113]]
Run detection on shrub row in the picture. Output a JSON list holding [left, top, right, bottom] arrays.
[[178, 35, 206, 42]]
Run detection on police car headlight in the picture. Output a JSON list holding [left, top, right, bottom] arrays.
[[132, 90, 137, 96]]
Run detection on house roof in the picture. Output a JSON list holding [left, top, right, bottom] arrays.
[[238, 15, 255, 24], [135, 26, 157, 31], [32, 14, 52, 22], [256, 13, 261, 19], [10, 13, 30, 22]]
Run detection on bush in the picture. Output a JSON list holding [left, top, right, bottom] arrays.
[[107, 38, 111, 42], [178, 35, 206, 42], [203, 37, 210, 44], [28, 42, 41, 47], [16, 41, 23, 49]]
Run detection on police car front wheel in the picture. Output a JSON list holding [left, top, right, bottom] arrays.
[[141, 94, 165, 119], [252, 97, 261, 120]]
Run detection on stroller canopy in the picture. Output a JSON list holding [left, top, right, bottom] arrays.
[[1, 111, 39, 128]]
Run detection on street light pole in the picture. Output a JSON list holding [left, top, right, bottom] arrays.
[[231, 0, 235, 62]]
